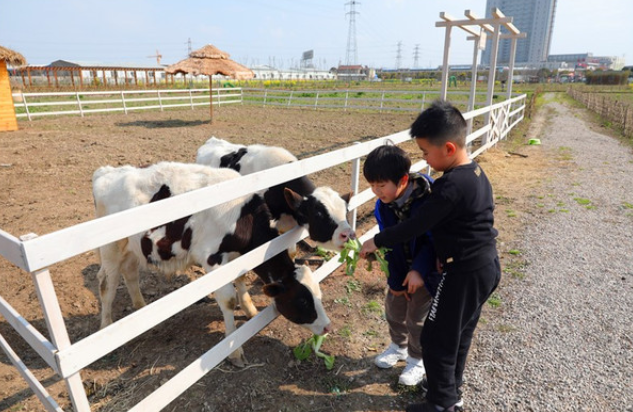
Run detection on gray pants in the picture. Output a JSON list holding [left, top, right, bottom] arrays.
[[385, 286, 433, 360]]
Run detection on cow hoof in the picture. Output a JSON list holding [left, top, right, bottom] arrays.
[[228, 351, 248, 368]]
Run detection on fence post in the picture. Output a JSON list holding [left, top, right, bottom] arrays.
[[421, 92, 426, 111], [217, 88, 221, 107], [121, 91, 127, 115], [263, 90, 268, 107], [344, 90, 349, 112], [76, 92, 84, 117], [21, 232, 92, 412], [349, 142, 362, 231], [158, 90, 163, 111], [189, 90, 194, 110], [22, 95, 31, 121], [240, 88, 244, 105], [287, 90, 293, 107], [314, 91, 319, 110], [380, 92, 385, 113]]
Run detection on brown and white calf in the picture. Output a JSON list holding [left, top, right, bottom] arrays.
[[92, 162, 331, 366], [196, 137, 355, 252]]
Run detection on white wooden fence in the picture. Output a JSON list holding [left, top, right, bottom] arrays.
[[12, 88, 243, 120], [244, 88, 497, 113], [0, 93, 526, 412]]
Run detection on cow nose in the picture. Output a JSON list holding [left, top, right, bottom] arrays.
[[322, 323, 332, 335]]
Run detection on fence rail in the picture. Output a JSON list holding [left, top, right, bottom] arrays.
[[568, 88, 633, 137], [244, 87, 502, 112], [12, 88, 512, 120], [0, 94, 526, 412], [12, 88, 243, 120]]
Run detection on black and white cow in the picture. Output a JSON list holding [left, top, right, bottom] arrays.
[[93, 162, 331, 366], [196, 137, 355, 252]]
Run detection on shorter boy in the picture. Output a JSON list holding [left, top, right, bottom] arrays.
[[363, 144, 442, 386]]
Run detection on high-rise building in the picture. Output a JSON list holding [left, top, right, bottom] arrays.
[[481, 0, 557, 65]]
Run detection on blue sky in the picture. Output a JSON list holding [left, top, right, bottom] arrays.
[[1, 0, 631, 69]]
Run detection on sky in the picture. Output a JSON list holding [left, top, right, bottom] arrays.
[[1, 0, 631, 70]]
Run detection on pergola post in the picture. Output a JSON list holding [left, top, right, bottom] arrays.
[[483, 20, 501, 145], [209, 75, 214, 123], [467, 28, 484, 135], [439, 18, 452, 101], [506, 36, 518, 99]]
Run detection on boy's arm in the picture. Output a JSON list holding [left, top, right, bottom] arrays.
[[373, 191, 454, 248]]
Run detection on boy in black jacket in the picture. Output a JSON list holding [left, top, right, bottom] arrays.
[[361, 101, 501, 412], [363, 145, 442, 387]]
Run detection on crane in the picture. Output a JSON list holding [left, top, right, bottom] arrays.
[[147, 50, 163, 65]]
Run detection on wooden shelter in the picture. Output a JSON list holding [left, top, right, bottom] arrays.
[[0, 46, 26, 132], [165, 44, 253, 122]]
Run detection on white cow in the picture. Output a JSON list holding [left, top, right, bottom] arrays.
[[196, 136, 355, 251], [93, 162, 331, 366]]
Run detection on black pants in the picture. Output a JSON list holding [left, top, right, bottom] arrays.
[[420, 257, 501, 408]]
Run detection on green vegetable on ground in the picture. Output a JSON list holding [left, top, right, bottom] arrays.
[[293, 334, 335, 370], [338, 238, 391, 277]]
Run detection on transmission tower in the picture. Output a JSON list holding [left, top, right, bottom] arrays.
[[345, 1, 360, 66], [187, 38, 193, 56], [395, 41, 403, 69], [413, 44, 420, 69]]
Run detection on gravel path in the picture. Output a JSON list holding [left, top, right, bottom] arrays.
[[467, 94, 633, 411]]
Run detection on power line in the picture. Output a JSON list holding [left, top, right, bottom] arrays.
[[345, 0, 360, 66]]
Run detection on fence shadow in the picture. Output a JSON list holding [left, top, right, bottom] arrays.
[[115, 119, 210, 129]]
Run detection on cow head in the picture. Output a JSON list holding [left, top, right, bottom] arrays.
[[263, 265, 331, 335], [284, 187, 355, 251]]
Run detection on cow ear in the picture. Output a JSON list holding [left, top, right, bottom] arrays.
[[284, 188, 303, 211], [263, 282, 286, 297], [340, 191, 353, 204]]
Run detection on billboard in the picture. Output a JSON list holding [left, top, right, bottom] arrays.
[[302, 50, 314, 60]]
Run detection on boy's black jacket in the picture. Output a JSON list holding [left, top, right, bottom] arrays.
[[375, 162, 498, 272]]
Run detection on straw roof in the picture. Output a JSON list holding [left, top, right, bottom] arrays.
[[0, 45, 27, 67], [165, 44, 254, 80]]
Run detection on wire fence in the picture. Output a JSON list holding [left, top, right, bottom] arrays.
[[567, 88, 633, 138]]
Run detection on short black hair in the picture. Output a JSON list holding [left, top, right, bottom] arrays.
[[409, 100, 467, 147], [363, 144, 411, 185]]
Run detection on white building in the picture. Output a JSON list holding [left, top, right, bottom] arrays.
[[250, 65, 335, 81]]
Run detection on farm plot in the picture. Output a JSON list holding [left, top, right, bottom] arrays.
[[0, 105, 530, 412]]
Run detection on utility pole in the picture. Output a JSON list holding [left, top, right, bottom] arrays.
[[413, 44, 420, 69], [345, 1, 360, 67]]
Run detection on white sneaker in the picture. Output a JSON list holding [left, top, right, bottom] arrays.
[[374, 343, 408, 369], [398, 356, 426, 386]]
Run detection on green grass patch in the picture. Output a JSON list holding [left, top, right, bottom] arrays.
[[573, 197, 591, 205], [508, 249, 522, 256], [506, 209, 517, 217], [622, 202, 633, 209], [487, 294, 502, 308]]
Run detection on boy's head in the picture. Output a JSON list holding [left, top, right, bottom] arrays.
[[363, 144, 411, 204], [410, 100, 468, 171]]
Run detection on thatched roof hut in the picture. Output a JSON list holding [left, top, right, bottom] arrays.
[[165, 45, 254, 80], [0, 46, 27, 132], [165, 45, 254, 122], [0, 46, 27, 67]]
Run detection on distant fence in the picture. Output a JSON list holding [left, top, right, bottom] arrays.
[[243, 88, 499, 112], [0, 93, 526, 412], [12, 87, 513, 120], [568, 89, 633, 137], [12, 88, 243, 120]]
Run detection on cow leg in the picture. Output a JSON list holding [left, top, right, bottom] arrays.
[[97, 244, 123, 329], [235, 275, 258, 318], [120, 252, 145, 310], [215, 282, 247, 367]]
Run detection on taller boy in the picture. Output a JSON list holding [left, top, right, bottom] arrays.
[[361, 101, 501, 412]]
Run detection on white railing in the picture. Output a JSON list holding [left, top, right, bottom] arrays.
[[0, 94, 526, 412], [245, 88, 501, 112], [12, 88, 243, 120]]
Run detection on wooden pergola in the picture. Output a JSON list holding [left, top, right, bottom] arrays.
[[436, 7, 526, 142], [13, 65, 180, 89]]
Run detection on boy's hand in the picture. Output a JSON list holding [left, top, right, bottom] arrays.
[[360, 238, 378, 258], [402, 270, 424, 295]]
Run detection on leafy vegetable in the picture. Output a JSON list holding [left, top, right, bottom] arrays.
[[338, 238, 391, 277], [293, 334, 335, 370]]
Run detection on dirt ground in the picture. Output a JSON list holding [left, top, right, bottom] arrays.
[[0, 104, 542, 412]]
